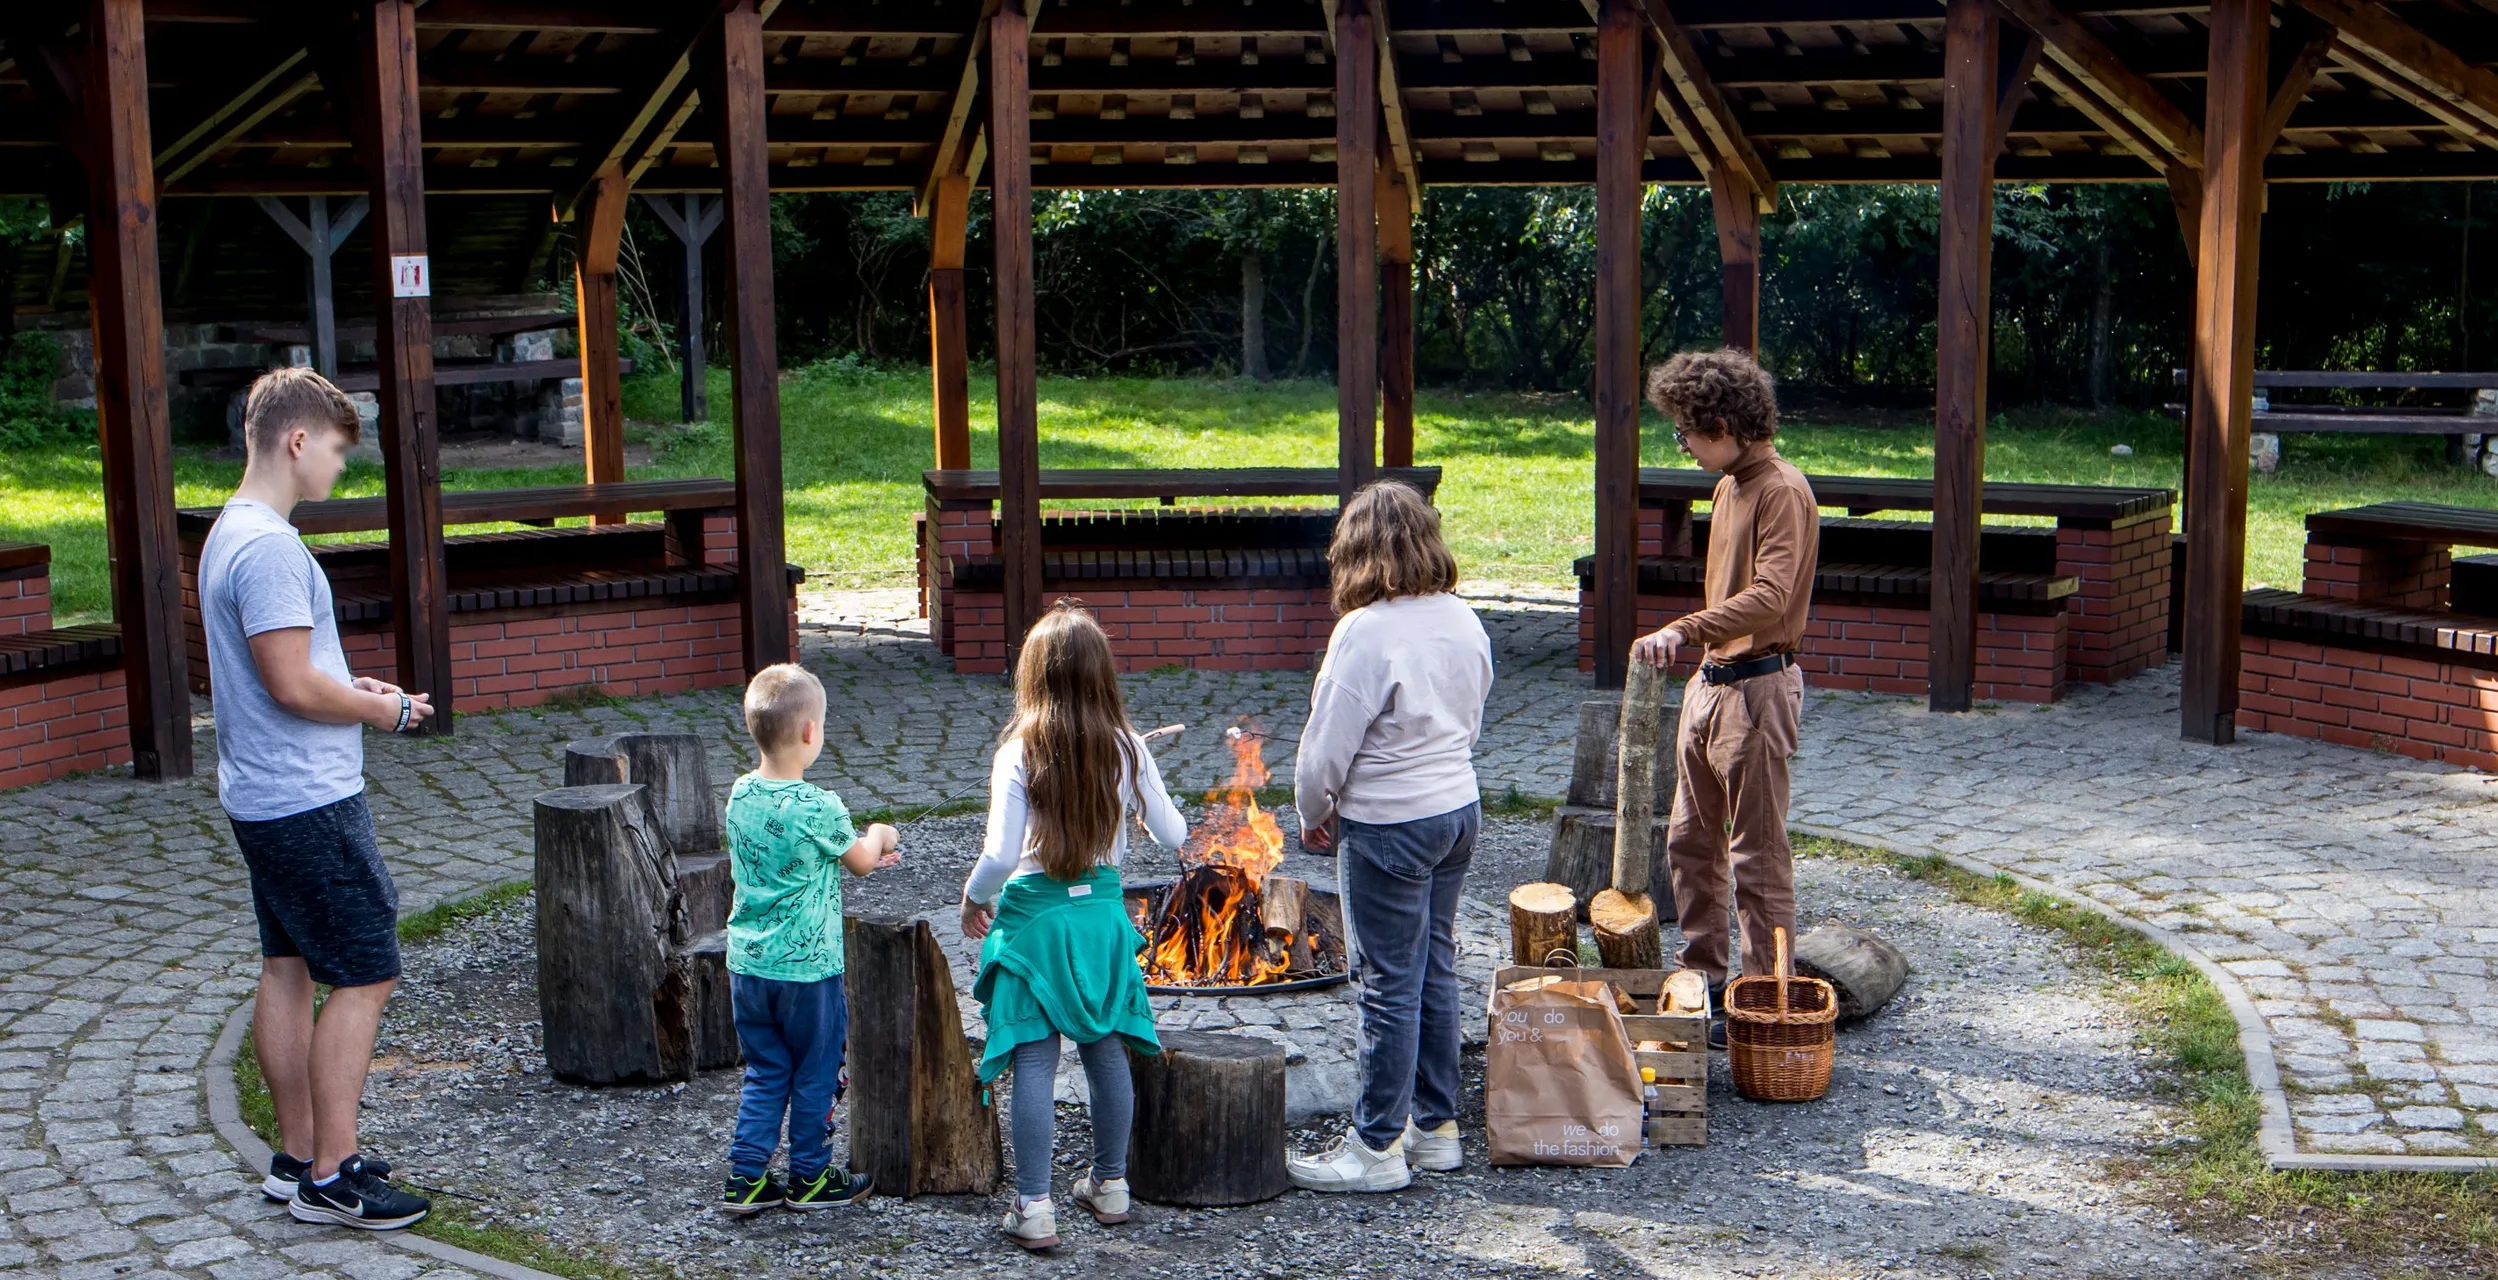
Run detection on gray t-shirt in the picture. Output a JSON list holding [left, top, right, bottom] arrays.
[[199, 499, 365, 821]]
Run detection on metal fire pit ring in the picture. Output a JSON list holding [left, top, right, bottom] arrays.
[[1124, 877, 1353, 997]]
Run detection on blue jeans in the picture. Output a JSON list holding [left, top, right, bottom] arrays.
[[729, 972, 847, 1180], [1338, 801, 1479, 1153]]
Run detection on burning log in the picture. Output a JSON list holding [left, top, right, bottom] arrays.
[[1589, 887, 1664, 971], [1507, 882, 1579, 967], [1258, 875, 1310, 971]]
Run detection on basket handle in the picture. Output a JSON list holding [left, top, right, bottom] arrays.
[[1541, 947, 1582, 970], [1773, 926, 1792, 1016]]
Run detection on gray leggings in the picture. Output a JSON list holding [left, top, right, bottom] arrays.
[[1009, 1035, 1133, 1199]]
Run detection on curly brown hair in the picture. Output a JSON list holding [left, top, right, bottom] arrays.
[[1645, 347, 1777, 444]]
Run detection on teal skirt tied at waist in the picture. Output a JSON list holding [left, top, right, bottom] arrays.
[[971, 863, 1161, 1082]]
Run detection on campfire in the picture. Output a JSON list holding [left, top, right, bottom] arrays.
[[1127, 723, 1347, 993]]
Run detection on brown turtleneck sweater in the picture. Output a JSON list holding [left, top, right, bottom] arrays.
[[1665, 446, 1818, 664]]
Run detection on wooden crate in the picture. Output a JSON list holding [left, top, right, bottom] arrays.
[[1492, 965, 1708, 1147]]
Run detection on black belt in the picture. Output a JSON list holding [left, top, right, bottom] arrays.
[[1699, 652, 1796, 686]]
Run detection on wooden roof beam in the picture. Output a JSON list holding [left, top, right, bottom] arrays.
[[916, 0, 997, 211], [2263, 10, 2339, 149], [2291, 0, 2498, 147], [1991, 23, 2046, 156], [559, 1, 775, 220], [153, 47, 318, 187], [2031, 57, 2171, 168], [1327, 0, 1424, 197], [1639, 0, 1775, 207], [1993, 0, 2201, 167]]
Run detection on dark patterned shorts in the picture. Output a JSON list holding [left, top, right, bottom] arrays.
[[230, 793, 402, 988]]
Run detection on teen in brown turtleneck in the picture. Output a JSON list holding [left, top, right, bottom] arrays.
[[1630, 349, 1817, 1036]]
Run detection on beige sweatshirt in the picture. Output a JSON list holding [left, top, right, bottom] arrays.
[[1667, 446, 1820, 664], [1292, 592, 1494, 828]]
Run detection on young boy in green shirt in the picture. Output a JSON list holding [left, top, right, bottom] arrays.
[[720, 663, 901, 1214]]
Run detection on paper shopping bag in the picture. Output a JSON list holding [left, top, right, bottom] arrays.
[[1484, 976, 1643, 1167]]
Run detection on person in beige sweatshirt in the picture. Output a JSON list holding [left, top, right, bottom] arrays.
[[1631, 348, 1818, 1041]]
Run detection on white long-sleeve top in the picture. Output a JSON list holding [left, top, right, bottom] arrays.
[[962, 731, 1188, 907], [1293, 592, 1494, 828]]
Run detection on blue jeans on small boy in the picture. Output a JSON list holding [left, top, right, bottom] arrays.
[[729, 972, 847, 1180], [1338, 801, 1479, 1153]]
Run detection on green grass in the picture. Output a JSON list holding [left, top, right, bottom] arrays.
[[1797, 834, 2498, 1271], [396, 878, 532, 944], [10, 366, 2494, 624]]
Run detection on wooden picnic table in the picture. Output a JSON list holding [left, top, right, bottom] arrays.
[[1636, 468, 2172, 523], [2304, 501, 2498, 548], [175, 478, 736, 540], [924, 465, 1443, 504]]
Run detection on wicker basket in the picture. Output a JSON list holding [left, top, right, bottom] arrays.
[[1724, 927, 1837, 1103]]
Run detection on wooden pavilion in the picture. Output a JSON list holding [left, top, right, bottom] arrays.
[[10, 0, 2498, 784]]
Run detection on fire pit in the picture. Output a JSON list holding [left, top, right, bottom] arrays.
[[1126, 723, 1349, 995]]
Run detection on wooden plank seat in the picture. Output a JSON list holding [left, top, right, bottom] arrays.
[[1634, 468, 2171, 522], [951, 547, 1327, 590], [2241, 588, 2498, 669], [926, 465, 1441, 504], [0, 624, 122, 679], [1035, 507, 1337, 552], [327, 563, 806, 624], [2169, 369, 2498, 435], [179, 358, 633, 394], [176, 478, 738, 539], [1571, 555, 2078, 614]]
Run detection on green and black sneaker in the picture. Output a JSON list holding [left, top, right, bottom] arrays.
[[721, 1171, 786, 1216], [784, 1168, 874, 1211]]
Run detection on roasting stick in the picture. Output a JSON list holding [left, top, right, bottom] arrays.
[[899, 723, 1187, 830]]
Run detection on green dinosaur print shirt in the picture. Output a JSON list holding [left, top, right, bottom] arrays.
[[724, 774, 857, 983]]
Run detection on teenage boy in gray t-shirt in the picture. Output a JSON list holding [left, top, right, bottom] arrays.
[[200, 369, 433, 1231]]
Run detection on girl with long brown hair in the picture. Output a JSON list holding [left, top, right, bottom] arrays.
[[960, 605, 1185, 1250]]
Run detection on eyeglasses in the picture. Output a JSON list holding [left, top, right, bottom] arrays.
[[1672, 427, 1692, 452]]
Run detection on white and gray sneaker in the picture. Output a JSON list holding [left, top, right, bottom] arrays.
[[1287, 1129, 1410, 1193], [1400, 1119, 1462, 1172], [1002, 1196, 1061, 1250], [1071, 1172, 1132, 1224]]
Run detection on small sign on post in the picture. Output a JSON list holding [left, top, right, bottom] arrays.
[[390, 254, 431, 298]]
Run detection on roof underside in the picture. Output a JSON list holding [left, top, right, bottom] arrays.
[[8, 0, 2498, 201]]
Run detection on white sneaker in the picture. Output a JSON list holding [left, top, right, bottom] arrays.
[[1400, 1119, 1462, 1172], [1071, 1172, 1131, 1224], [1287, 1129, 1410, 1193], [1002, 1196, 1060, 1250]]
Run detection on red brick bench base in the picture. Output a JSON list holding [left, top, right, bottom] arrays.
[[1575, 592, 2069, 703], [0, 550, 130, 790], [2239, 588, 2498, 772], [942, 583, 1333, 675], [337, 594, 801, 708]]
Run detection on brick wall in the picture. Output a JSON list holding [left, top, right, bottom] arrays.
[[2304, 539, 2453, 609], [0, 569, 49, 637], [2240, 635, 2498, 773], [2059, 510, 2172, 685], [1576, 591, 2068, 703], [0, 667, 131, 791], [922, 496, 996, 656], [338, 595, 799, 709], [945, 584, 1335, 675]]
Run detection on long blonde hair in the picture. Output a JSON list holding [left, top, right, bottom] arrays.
[[1328, 479, 1460, 615], [1003, 605, 1141, 881]]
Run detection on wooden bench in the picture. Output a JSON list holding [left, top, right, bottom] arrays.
[[0, 543, 132, 790], [1593, 471, 2176, 694], [2238, 588, 2498, 772], [2169, 370, 2498, 473], [176, 479, 797, 709], [921, 467, 1441, 674]]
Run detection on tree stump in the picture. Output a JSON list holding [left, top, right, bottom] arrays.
[[1792, 925, 1910, 1020], [535, 784, 692, 1085], [1611, 661, 1669, 898], [562, 736, 630, 787], [561, 732, 722, 857], [1125, 1031, 1288, 1206], [1588, 888, 1664, 971], [845, 915, 1001, 1196], [1564, 696, 1674, 810], [683, 930, 741, 1071], [1544, 808, 1666, 921], [675, 853, 733, 937], [1507, 882, 1578, 967]]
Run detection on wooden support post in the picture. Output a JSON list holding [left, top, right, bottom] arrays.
[[1591, 0, 1645, 692], [992, 0, 1044, 657], [2182, 0, 2268, 745], [251, 195, 366, 379], [928, 173, 972, 471], [1375, 159, 1415, 469], [1707, 168, 1761, 354], [576, 166, 628, 518], [705, 0, 793, 674], [79, 0, 191, 781], [1335, 0, 1381, 502], [354, 0, 451, 732], [640, 192, 721, 424], [1930, 0, 2000, 715]]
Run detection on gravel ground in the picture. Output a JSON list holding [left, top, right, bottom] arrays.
[[355, 814, 2302, 1280]]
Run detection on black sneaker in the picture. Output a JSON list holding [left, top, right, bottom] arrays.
[[721, 1171, 786, 1216], [1708, 1015, 1729, 1053], [784, 1168, 873, 1210], [263, 1152, 392, 1202], [288, 1155, 429, 1230]]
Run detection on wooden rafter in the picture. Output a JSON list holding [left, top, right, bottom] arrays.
[[1638, 0, 1774, 207], [2296, 0, 2498, 149], [1369, 4, 1427, 199], [559, 2, 760, 219], [622, 78, 699, 187], [153, 47, 317, 186], [1993, 0, 2201, 167], [917, 0, 998, 211], [2263, 11, 2339, 149], [1990, 25, 2046, 155], [2032, 58, 2168, 166]]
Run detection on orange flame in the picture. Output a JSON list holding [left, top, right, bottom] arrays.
[[1138, 723, 1296, 987]]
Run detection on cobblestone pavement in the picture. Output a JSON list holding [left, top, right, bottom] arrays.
[[2, 583, 2494, 1277]]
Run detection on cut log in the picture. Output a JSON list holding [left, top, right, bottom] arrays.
[[1611, 660, 1669, 897], [674, 852, 733, 938], [845, 915, 1001, 1196], [1663, 969, 1710, 1015], [1545, 805, 1666, 919], [1589, 887, 1664, 971], [1125, 1030, 1288, 1206], [1564, 696, 1675, 810], [1507, 881, 1579, 968], [1791, 925, 1910, 1021], [560, 732, 722, 857], [1258, 875, 1310, 971], [683, 929, 741, 1071], [562, 736, 629, 787], [535, 784, 691, 1085]]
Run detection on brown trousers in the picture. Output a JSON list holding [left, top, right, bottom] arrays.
[[1663, 663, 1804, 985]]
